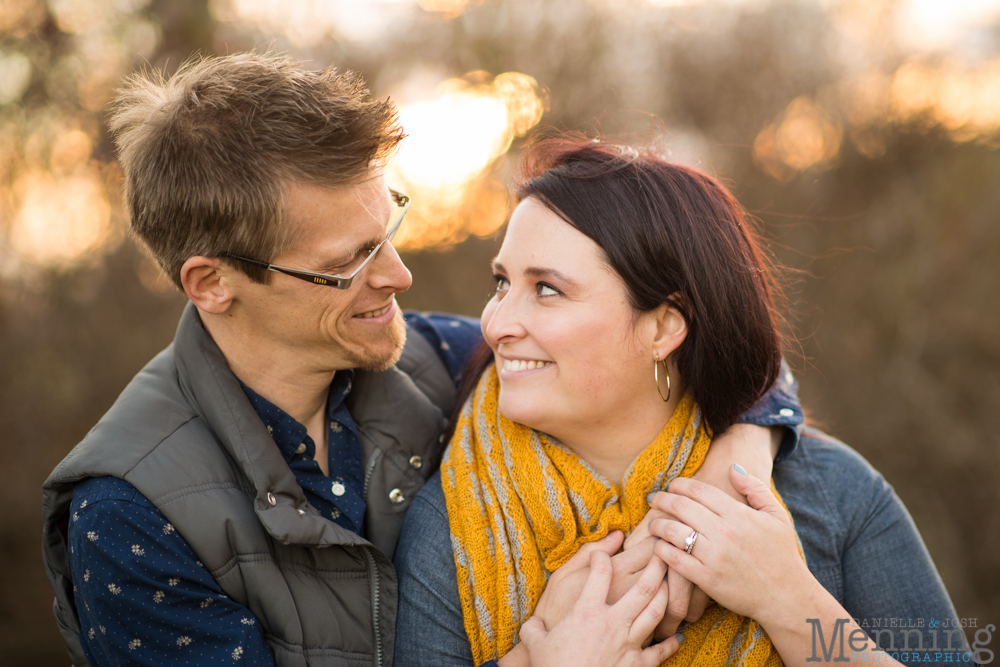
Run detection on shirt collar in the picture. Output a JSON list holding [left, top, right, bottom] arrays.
[[238, 369, 356, 463]]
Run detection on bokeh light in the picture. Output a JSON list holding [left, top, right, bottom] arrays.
[[754, 96, 842, 181], [890, 57, 1000, 143], [387, 71, 546, 249], [7, 126, 117, 266]]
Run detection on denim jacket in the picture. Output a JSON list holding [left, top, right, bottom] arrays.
[[393, 427, 967, 667]]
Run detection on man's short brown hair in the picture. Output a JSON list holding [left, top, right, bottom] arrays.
[[110, 52, 403, 288]]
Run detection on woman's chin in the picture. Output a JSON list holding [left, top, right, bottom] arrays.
[[497, 394, 550, 432]]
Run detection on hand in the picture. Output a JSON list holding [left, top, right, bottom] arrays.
[[648, 465, 815, 626], [622, 424, 778, 636], [533, 531, 661, 630], [519, 550, 684, 667]]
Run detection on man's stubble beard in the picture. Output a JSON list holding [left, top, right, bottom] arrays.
[[342, 309, 408, 372]]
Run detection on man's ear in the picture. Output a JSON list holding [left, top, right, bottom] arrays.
[[180, 256, 236, 314], [650, 295, 689, 361]]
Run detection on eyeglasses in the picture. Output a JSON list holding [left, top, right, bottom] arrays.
[[223, 189, 410, 290]]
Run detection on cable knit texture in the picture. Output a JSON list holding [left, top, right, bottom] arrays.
[[441, 364, 795, 666]]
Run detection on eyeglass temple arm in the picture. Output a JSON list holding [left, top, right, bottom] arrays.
[[222, 254, 271, 269]]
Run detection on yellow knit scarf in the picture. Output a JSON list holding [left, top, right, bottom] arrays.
[[441, 365, 790, 666]]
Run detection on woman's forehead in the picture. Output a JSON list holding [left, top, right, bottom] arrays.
[[498, 198, 606, 272]]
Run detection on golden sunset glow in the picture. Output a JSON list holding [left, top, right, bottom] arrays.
[[890, 57, 1000, 143], [753, 52, 1000, 181], [11, 168, 114, 265], [416, 0, 472, 17], [387, 71, 546, 250], [754, 96, 843, 181]]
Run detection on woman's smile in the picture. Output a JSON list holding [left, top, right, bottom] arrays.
[[499, 355, 555, 377]]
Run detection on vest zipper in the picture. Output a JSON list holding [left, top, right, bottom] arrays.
[[362, 546, 383, 667], [363, 450, 381, 497]]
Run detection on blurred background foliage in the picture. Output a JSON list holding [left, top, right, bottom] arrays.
[[2, 0, 998, 663]]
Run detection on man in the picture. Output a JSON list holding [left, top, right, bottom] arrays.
[[42, 52, 801, 667]]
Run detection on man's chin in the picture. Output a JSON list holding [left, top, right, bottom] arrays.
[[345, 310, 407, 372]]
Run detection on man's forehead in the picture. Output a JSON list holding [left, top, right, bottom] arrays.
[[283, 177, 391, 230]]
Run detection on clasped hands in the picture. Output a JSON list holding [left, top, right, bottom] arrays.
[[513, 426, 784, 666], [529, 497, 709, 645]]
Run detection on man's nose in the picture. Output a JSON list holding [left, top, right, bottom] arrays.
[[367, 241, 412, 293]]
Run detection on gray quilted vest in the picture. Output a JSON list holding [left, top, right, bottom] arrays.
[[42, 303, 456, 667]]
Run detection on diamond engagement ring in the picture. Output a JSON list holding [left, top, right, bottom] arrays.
[[684, 530, 699, 554]]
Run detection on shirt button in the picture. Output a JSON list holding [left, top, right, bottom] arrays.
[[266, 492, 277, 506], [779, 408, 795, 417], [297, 509, 306, 515], [408, 455, 423, 470], [295, 443, 307, 455], [389, 488, 406, 505], [439, 434, 446, 444], [331, 482, 346, 496]]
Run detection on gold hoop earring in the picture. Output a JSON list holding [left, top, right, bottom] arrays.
[[654, 356, 671, 403]]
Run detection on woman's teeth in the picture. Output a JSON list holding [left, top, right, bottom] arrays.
[[503, 359, 551, 372], [358, 305, 391, 319]]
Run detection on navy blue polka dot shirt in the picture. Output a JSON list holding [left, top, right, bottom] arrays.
[[67, 312, 482, 666]]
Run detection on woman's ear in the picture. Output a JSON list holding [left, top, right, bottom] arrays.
[[650, 295, 689, 361], [180, 256, 236, 314]]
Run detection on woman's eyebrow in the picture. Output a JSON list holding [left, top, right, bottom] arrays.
[[524, 267, 580, 288], [492, 260, 580, 288]]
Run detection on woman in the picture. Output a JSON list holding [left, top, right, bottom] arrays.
[[393, 139, 963, 666]]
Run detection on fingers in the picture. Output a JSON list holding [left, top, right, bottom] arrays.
[[559, 530, 624, 576], [578, 550, 616, 608], [610, 534, 657, 576], [637, 633, 685, 667], [729, 465, 789, 522], [649, 517, 710, 559], [628, 573, 669, 643], [518, 615, 547, 645], [613, 553, 667, 623], [650, 477, 742, 520], [653, 535, 707, 585], [686, 586, 710, 623], [655, 567, 693, 638], [623, 509, 668, 550]]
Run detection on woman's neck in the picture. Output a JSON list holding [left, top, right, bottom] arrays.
[[550, 390, 683, 486]]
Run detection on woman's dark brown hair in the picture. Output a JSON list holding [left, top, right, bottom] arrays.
[[452, 136, 783, 444]]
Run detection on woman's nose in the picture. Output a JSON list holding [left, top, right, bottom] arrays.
[[483, 291, 527, 344]]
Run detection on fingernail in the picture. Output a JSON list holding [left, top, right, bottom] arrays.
[[676, 633, 685, 645], [734, 463, 748, 476], [646, 491, 656, 504]]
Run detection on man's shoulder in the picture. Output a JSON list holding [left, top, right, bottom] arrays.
[[73, 476, 154, 509], [785, 427, 886, 484], [45, 344, 210, 492]]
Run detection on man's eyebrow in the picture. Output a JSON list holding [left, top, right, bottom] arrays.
[[318, 236, 381, 273], [491, 260, 580, 288]]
